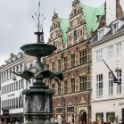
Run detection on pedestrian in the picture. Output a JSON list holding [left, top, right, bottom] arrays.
[[15, 121, 19, 124], [92, 121, 98, 124], [54, 120, 58, 124], [113, 120, 117, 124]]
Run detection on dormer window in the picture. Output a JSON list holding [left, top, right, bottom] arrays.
[[113, 22, 119, 34], [98, 29, 104, 40]]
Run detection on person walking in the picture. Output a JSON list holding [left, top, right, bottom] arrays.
[[15, 121, 19, 124], [113, 120, 117, 124]]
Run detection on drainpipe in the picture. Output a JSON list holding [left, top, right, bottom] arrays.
[[86, 37, 91, 124]]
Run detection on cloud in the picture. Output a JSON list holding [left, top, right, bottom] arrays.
[[0, 0, 124, 65]]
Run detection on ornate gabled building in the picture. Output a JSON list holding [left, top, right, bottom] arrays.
[[44, 0, 123, 123]]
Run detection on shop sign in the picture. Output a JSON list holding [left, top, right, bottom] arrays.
[[3, 109, 9, 115], [119, 102, 124, 106], [8, 93, 15, 97]]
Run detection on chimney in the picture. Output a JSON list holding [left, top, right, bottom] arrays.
[[10, 53, 14, 58], [106, 0, 116, 25]]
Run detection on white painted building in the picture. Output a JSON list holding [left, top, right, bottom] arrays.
[[90, 16, 124, 124], [0, 52, 25, 124], [0, 52, 36, 124]]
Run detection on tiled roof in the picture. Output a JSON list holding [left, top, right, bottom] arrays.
[[80, 3, 105, 36], [91, 16, 124, 44]]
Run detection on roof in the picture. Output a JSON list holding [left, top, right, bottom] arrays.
[[56, 2, 105, 44], [80, 3, 105, 37], [91, 16, 124, 44], [58, 18, 69, 44]]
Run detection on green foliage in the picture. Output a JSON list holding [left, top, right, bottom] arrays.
[[108, 114, 118, 122]]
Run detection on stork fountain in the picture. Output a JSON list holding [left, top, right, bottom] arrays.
[[13, 2, 63, 124]]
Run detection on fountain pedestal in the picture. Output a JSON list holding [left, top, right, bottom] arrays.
[[22, 80, 54, 124]]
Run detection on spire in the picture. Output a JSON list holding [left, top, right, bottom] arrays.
[[52, 9, 58, 20], [32, 1, 46, 43]]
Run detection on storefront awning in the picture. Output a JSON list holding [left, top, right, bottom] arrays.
[[0, 113, 23, 118]]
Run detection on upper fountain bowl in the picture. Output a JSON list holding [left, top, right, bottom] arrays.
[[21, 43, 56, 57]]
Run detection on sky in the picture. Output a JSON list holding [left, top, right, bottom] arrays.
[[0, 0, 124, 65]]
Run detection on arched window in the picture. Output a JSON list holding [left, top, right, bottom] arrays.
[[74, 30, 77, 41]]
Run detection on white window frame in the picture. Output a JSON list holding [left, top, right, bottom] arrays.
[[108, 45, 113, 59], [117, 69, 122, 95], [96, 49, 103, 62], [117, 42, 121, 56], [113, 22, 119, 34], [98, 29, 104, 40], [108, 72, 113, 96], [96, 74, 103, 97]]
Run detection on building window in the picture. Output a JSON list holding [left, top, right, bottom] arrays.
[[67, 107, 74, 112], [113, 22, 119, 34], [56, 108, 63, 113], [117, 42, 121, 56], [69, 36, 71, 41], [16, 97, 18, 108], [14, 82, 16, 91], [64, 57, 67, 70], [117, 69, 122, 95], [108, 72, 113, 96], [58, 59, 61, 71], [71, 54, 75, 68], [98, 29, 104, 40], [80, 49, 87, 64], [71, 78, 75, 93], [21, 79, 24, 88], [58, 83, 61, 95], [96, 49, 103, 62], [74, 30, 77, 41], [64, 81, 68, 94], [53, 41, 55, 46], [80, 76, 87, 91], [108, 45, 113, 59], [52, 62, 55, 71], [16, 81, 18, 90], [96, 74, 103, 97], [74, 9, 76, 15], [80, 30, 82, 36]]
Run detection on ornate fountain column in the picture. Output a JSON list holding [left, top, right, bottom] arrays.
[[22, 79, 54, 124], [16, 2, 63, 124]]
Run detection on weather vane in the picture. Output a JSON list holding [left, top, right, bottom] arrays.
[[32, 1, 46, 32]]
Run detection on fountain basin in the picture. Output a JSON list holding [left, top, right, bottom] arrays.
[[21, 43, 56, 57]]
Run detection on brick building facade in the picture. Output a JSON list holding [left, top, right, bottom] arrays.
[[44, 0, 123, 124]]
